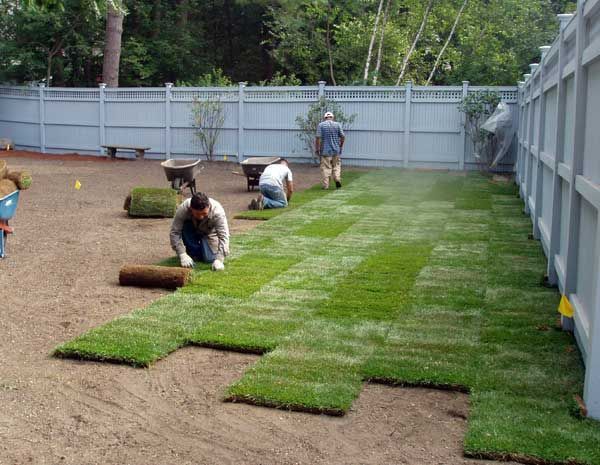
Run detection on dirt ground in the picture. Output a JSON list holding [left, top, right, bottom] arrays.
[[0, 151, 519, 465]]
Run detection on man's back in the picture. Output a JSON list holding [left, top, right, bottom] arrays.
[[259, 163, 293, 189], [317, 120, 344, 155]]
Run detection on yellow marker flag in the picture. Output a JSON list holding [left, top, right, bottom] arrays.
[[74, 180, 82, 190], [223, 154, 228, 161], [558, 294, 574, 317]]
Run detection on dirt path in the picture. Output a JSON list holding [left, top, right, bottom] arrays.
[[0, 152, 517, 465]]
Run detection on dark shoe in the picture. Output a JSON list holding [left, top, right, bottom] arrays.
[[335, 180, 342, 189], [248, 199, 257, 210]]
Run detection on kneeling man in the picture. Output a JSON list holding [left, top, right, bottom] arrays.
[[170, 192, 229, 271], [249, 158, 293, 210]]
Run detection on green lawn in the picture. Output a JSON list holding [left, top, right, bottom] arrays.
[[54, 169, 600, 464]]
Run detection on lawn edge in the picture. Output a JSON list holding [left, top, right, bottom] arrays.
[[223, 394, 346, 416], [464, 450, 587, 465]]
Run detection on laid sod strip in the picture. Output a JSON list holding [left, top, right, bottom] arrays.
[[56, 169, 600, 464], [234, 170, 366, 220]]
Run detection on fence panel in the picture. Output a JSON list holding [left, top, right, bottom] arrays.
[[516, 1, 600, 419], [0, 83, 517, 169]]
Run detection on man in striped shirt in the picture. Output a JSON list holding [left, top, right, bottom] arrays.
[[315, 111, 345, 189]]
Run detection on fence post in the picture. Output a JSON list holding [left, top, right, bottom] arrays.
[[548, 14, 573, 291], [531, 61, 544, 240], [459, 81, 469, 170], [99, 83, 106, 155], [516, 81, 525, 185], [403, 81, 412, 169], [318, 80, 326, 99], [165, 82, 173, 160], [238, 82, 246, 162], [563, 0, 587, 300], [38, 83, 45, 153], [523, 73, 533, 214]]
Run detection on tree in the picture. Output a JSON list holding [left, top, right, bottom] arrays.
[[426, 0, 468, 85], [295, 97, 356, 163], [191, 96, 226, 160], [362, 0, 384, 84], [458, 90, 500, 170], [395, 0, 434, 85], [102, 2, 124, 86], [372, 0, 392, 85]]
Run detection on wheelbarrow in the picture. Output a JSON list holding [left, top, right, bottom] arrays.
[[160, 159, 203, 195], [239, 156, 281, 191], [0, 190, 20, 258]]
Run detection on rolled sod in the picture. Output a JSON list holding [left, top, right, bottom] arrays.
[[127, 187, 180, 217], [6, 170, 32, 190], [0, 178, 17, 197], [119, 265, 191, 289]]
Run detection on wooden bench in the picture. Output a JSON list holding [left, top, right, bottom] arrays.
[[101, 144, 151, 159]]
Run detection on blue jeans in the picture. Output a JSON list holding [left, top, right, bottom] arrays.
[[260, 184, 288, 209], [182, 221, 216, 263]]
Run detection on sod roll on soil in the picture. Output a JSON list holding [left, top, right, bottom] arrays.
[[127, 187, 180, 217], [119, 265, 192, 289], [6, 171, 32, 190]]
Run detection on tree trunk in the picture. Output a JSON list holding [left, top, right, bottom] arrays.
[[395, 0, 434, 85], [223, 0, 235, 75], [426, 0, 468, 85], [102, 5, 124, 87], [151, 0, 162, 39], [372, 0, 392, 85], [176, 0, 190, 29], [363, 0, 384, 84], [45, 39, 63, 87], [326, 1, 336, 85]]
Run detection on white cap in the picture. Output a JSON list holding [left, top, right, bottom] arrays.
[[324, 111, 334, 118]]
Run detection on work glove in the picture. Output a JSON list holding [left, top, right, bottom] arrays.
[[211, 259, 225, 271], [179, 253, 194, 268]]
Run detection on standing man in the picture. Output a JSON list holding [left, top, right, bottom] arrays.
[[170, 192, 229, 271], [315, 111, 345, 189], [249, 158, 293, 210]]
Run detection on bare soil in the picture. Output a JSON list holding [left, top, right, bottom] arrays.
[[0, 151, 517, 465]]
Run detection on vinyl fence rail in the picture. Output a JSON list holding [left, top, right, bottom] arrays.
[[0, 82, 517, 170], [516, 0, 600, 419]]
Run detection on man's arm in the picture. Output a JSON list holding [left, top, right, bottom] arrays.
[[286, 180, 293, 201], [169, 202, 189, 256], [212, 206, 230, 262], [315, 122, 322, 155]]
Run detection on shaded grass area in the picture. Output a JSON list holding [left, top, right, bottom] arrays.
[[55, 169, 600, 464]]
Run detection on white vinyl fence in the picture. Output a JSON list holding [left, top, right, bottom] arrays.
[[516, 0, 600, 419], [0, 82, 517, 169]]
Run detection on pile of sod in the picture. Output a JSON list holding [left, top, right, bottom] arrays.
[[127, 187, 180, 217], [54, 170, 600, 464]]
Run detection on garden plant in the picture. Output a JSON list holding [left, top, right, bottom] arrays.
[[55, 170, 600, 464]]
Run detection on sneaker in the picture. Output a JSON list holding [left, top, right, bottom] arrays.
[[248, 199, 257, 210], [256, 194, 264, 210], [335, 180, 342, 189]]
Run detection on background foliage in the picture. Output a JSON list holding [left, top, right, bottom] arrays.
[[0, 0, 576, 87]]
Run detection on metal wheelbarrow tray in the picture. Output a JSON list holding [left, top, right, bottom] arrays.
[[240, 156, 281, 191], [160, 159, 203, 194], [0, 190, 20, 258]]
